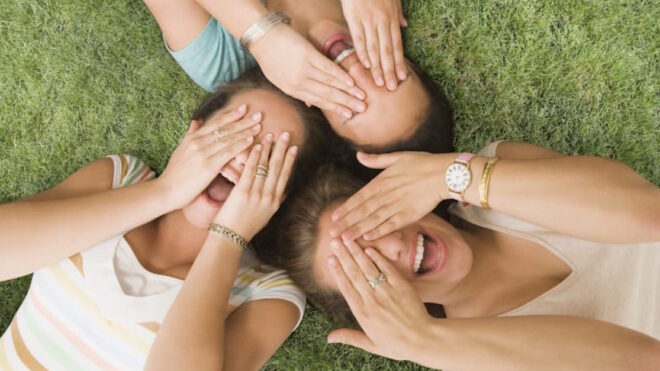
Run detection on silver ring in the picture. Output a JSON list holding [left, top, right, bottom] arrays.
[[368, 272, 386, 289], [333, 47, 356, 64], [212, 129, 224, 142]]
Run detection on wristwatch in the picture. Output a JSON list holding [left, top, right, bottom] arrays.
[[445, 153, 475, 202]]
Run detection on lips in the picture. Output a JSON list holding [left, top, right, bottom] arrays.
[[410, 230, 447, 277], [323, 33, 353, 60]]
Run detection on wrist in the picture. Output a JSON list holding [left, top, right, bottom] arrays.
[[248, 22, 289, 60], [212, 214, 256, 242], [150, 178, 180, 212]]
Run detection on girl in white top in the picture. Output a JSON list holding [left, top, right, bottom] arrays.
[[0, 71, 330, 370], [277, 140, 660, 370]]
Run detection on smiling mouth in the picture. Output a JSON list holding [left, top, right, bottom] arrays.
[[204, 170, 238, 205], [412, 231, 445, 276], [323, 33, 353, 61]]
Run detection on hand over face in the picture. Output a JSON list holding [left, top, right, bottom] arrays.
[[340, 0, 408, 90], [330, 151, 452, 241], [213, 131, 297, 240], [327, 239, 433, 361], [250, 25, 367, 120], [157, 105, 262, 210]]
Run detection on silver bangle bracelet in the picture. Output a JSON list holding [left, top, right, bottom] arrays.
[[239, 11, 291, 50], [208, 223, 249, 250]]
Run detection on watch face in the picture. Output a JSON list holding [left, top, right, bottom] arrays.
[[445, 163, 471, 192]]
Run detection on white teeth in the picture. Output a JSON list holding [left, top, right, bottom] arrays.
[[220, 170, 238, 185], [413, 233, 424, 273]]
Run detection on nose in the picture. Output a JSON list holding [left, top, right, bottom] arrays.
[[359, 231, 405, 263]]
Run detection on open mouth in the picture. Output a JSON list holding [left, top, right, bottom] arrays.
[[322, 33, 353, 61], [411, 230, 446, 276], [203, 168, 238, 206]]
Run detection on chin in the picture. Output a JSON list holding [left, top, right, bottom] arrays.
[[181, 195, 222, 228]]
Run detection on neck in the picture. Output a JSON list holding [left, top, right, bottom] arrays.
[[148, 211, 208, 273], [435, 224, 513, 318]]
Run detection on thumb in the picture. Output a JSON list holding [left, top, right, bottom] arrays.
[[399, 10, 408, 27], [356, 151, 403, 169], [328, 329, 375, 351]]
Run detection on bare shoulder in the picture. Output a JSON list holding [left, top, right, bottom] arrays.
[[496, 141, 564, 160], [23, 157, 115, 202]]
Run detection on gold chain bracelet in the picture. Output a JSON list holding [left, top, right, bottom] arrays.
[[208, 223, 249, 250]]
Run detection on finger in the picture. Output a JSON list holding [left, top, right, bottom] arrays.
[[327, 329, 378, 354], [333, 192, 392, 240], [343, 239, 381, 282], [364, 24, 384, 87], [274, 145, 297, 198], [263, 132, 290, 197], [235, 143, 261, 191], [307, 79, 366, 116], [348, 22, 370, 69], [310, 52, 355, 87], [328, 255, 364, 308], [364, 248, 402, 286], [331, 239, 374, 297], [342, 202, 400, 242], [399, 7, 408, 27], [362, 214, 406, 241], [356, 151, 403, 169], [251, 133, 273, 194], [185, 120, 200, 136], [203, 129, 254, 158], [199, 112, 263, 143], [207, 135, 255, 171], [196, 104, 248, 136], [309, 67, 366, 102], [378, 23, 398, 91], [391, 23, 407, 81]]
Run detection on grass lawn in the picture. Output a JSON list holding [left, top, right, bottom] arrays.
[[1, 0, 658, 369]]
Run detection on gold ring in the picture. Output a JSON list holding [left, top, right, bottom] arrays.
[[368, 272, 386, 289], [255, 165, 269, 177]]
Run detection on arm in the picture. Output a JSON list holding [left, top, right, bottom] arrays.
[[146, 131, 298, 370], [331, 142, 660, 244], [0, 109, 260, 281], [327, 241, 660, 371]]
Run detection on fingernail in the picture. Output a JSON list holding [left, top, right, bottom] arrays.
[[252, 112, 262, 121], [328, 257, 337, 267], [397, 68, 408, 80], [375, 76, 384, 87], [365, 248, 375, 256], [238, 104, 247, 113], [329, 226, 340, 237], [251, 124, 261, 133], [265, 133, 274, 142], [354, 102, 366, 112], [327, 337, 336, 344], [255, 144, 262, 151], [290, 146, 298, 155], [363, 232, 373, 241], [330, 239, 340, 251], [341, 231, 355, 241], [363, 59, 371, 68], [246, 136, 254, 143], [342, 110, 353, 119], [387, 79, 397, 91], [281, 132, 290, 141], [354, 91, 366, 100], [345, 78, 355, 87]]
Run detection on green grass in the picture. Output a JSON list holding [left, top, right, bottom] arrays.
[[1, 0, 658, 369]]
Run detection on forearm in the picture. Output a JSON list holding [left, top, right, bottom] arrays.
[[462, 155, 660, 243], [419, 316, 660, 371], [195, 0, 267, 37], [0, 180, 172, 280], [145, 235, 242, 371]]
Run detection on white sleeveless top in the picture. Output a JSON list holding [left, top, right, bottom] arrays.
[[447, 142, 660, 338]]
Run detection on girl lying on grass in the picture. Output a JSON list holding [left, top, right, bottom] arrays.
[[273, 141, 660, 370], [0, 69, 330, 370], [144, 0, 454, 152]]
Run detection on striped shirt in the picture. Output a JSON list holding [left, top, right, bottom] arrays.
[[0, 154, 305, 370]]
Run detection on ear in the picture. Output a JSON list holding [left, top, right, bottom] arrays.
[[356, 152, 403, 169]]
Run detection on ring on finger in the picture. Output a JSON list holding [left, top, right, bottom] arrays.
[[212, 128, 225, 142], [255, 165, 269, 177], [368, 272, 386, 289]]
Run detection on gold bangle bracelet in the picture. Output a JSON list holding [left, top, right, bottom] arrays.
[[479, 157, 500, 209], [208, 223, 249, 250]]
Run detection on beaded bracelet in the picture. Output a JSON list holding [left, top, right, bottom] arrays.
[[208, 223, 249, 250], [239, 11, 291, 50]]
